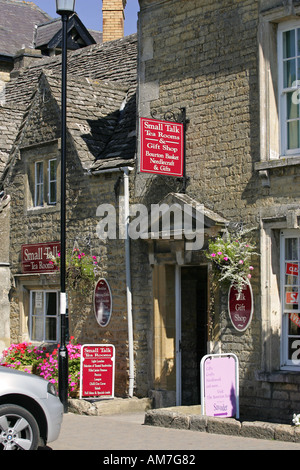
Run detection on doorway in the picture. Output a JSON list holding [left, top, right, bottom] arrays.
[[178, 266, 208, 406], [152, 264, 208, 407]]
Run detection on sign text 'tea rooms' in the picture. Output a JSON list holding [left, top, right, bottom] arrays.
[[140, 118, 184, 177]]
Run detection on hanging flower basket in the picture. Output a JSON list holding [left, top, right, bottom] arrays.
[[50, 248, 100, 295], [206, 228, 258, 294]]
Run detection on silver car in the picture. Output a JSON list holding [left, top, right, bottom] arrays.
[[0, 366, 63, 450]]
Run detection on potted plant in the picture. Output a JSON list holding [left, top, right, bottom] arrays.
[[206, 228, 258, 295], [50, 248, 100, 295]]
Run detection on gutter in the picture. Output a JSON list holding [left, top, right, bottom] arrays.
[[88, 165, 135, 398]]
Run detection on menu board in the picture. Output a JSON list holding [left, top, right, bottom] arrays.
[[80, 344, 115, 399], [200, 354, 239, 419]]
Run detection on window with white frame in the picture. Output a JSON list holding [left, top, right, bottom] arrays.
[[33, 159, 57, 207], [30, 290, 59, 342], [281, 231, 300, 368], [278, 21, 300, 156]]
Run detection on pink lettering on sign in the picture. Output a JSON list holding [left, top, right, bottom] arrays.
[[80, 344, 115, 399], [140, 118, 184, 177]]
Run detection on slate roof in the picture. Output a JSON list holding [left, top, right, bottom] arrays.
[[1, 33, 137, 182], [0, 0, 51, 56], [45, 72, 135, 169], [0, 105, 23, 174], [5, 34, 137, 108]]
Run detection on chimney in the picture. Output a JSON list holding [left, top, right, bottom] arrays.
[[102, 0, 127, 42]]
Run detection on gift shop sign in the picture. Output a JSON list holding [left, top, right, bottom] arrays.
[[228, 282, 253, 332], [80, 344, 115, 399], [140, 118, 184, 177], [21, 242, 60, 274], [200, 354, 239, 419]]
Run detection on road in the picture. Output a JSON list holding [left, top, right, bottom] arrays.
[[46, 412, 300, 451]]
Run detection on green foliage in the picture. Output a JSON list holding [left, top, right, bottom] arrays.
[[206, 228, 258, 293]]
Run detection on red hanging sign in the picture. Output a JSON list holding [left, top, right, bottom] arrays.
[[228, 282, 253, 332], [80, 344, 115, 399], [140, 117, 184, 177], [21, 242, 60, 274]]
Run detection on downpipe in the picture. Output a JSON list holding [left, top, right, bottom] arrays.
[[121, 167, 134, 398]]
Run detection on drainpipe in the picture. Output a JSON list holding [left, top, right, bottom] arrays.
[[121, 166, 134, 398], [88, 166, 134, 397]]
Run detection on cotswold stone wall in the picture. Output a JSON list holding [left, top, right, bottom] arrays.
[[136, 0, 300, 421], [6, 138, 131, 397]]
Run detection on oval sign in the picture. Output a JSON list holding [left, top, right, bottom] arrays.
[[94, 279, 112, 327], [228, 281, 253, 332]]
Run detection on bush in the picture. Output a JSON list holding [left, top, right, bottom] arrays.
[[1, 339, 81, 396]]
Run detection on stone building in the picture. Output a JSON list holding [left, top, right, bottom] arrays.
[[2, 0, 300, 424], [0, 0, 137, 398], [133, 0, 300, 422]]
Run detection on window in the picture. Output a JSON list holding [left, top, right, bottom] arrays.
[[48, 159, 57, 205], [33, 159, 57, 207], [30, 291, 59, 342], [281, 231, 300, 369], [278, 22, 300, 156]]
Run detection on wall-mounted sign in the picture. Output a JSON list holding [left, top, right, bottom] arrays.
[[228, 282, 253, 332], [80, 344, 115, 399], [140, 117, 184, 177], [21, 242, 60, 274], [200, 353, 239, 419], [94, 279, 112, 327]]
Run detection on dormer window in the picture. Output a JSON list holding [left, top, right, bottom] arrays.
[[34, 158, 57, 207]]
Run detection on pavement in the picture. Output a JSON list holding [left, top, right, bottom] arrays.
[[64, 397, 300, 445]]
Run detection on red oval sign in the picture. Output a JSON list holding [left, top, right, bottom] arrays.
[[228, 282, 253, 332], [94, 279, 112, 327]]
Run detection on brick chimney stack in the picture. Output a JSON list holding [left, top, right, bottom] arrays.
[[102, 0, 127, 42]]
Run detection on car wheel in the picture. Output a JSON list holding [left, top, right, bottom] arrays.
[[0, 404, 40, 450]]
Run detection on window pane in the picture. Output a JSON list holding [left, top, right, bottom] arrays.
[[46, 318, 57, 341], [48, 159, 57, 205], [287, 120, 300, 149], [288, 338, 300, 362], [284, 59, 296, 88], [287, 92, 300, 119], [46, 292, 57, 316], [32, 316, 44, 341], [289, 312, 300, 335], [35, 162, 43, 206], [283, 29, 296, 58], [297, 28, 300, 55], [285, 238, 298, 260]]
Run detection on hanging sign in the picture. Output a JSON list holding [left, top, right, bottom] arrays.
[[200, 353, 239, 419], [140, 117, 184, 177], [21, 242, 60, 274], [228, 282, 253, 332], [80, 344, 115, 399], [94, 279, 112, 327]]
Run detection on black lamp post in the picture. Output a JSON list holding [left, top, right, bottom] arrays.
[[56, 0, 75, 413]]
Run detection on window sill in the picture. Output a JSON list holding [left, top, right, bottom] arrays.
[[256, 370, 300, 384], [255, 155, 300, 171], [26, 204, 59, 215]]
